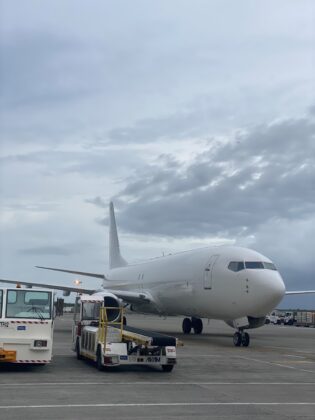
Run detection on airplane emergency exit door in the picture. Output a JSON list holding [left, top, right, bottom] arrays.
[[204, 255, 219, 289]]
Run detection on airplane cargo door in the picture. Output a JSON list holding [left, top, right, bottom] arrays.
[[204, 255, 219, 289]]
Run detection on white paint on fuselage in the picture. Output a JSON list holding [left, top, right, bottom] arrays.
[[103, 246, 286, 321]]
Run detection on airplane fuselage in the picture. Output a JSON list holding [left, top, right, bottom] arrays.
[[104, 245, 286, 322]]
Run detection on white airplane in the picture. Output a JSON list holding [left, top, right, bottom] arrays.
[[1, 202, 314, 347]]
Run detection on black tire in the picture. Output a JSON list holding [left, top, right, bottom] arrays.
[[233, 332, 242, 347], [162, 364, 174, 372], [242, 332, 250, 347], [96, 346, 103, 371], [182, 317, 192, 334], [76, 339, 82, 360], [123, 316, 127, 326], [192, 317, 203, 334]]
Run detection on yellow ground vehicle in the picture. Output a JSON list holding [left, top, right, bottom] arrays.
[[72, 295, 177, 371]]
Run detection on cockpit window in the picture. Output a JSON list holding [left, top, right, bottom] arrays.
[[228, 261, 245, 272], [263, 262, 277, 270], [245, 261, 277, 270], [245, 261, 264, 269], [229, 261, 277, 271]]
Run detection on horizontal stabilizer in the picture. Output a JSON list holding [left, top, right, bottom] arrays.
[[285, 290, 315, 295], [0, 278, 95, 294], [35, 266, 105, 279]]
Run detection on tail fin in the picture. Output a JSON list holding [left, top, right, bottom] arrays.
[[109, 202, 128, 269]]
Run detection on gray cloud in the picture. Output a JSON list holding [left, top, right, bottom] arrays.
[[1, 1, 314, 307], [106, 114, 315, 238], [19, 246, 73, 256]]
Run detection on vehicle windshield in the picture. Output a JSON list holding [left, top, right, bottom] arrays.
[[0, 290, 2, 318], [6, 290, 52, 319], [82, 302, 101, 320]]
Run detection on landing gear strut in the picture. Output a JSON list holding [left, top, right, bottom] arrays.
[[182, 317, 203, 334], [233, 330, 250, 347]]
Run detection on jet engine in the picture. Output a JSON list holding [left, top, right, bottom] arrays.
[[225, 316, 266, 330], [100, 292, 121, 322]]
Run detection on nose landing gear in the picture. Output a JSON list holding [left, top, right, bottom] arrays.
[[182, 317, 203, 334], [233, 330, 250, 347]]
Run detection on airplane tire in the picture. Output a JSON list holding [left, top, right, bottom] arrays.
[[182, 317, 192, 334], [233, 332, 242, 347], [192, 317, 203, 334], [96, 346, 104, 371], [162, 364, 174, 372], [123, 316, 127, 326], [76, 339, 82, 360], [242, 332, 250, 347]]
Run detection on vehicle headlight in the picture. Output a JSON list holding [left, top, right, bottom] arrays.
[[34, 340, 47, 347]]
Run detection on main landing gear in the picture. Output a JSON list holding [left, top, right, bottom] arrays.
[[233, 330, 250, 347], [182, 317, 203, 334]]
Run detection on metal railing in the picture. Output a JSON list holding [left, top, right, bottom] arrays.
[[98, 306, 124, 349]]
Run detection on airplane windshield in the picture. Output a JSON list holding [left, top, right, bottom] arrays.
[[245, 261, 277, 270], [228, 262, 245, 272], [228, 261, 277, 271], [263, 262, 277, 270], [245, 262, 264, 269]]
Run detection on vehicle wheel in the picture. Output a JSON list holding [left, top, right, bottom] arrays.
[[162, 365, 174, 372], [96, 347, 103, 371], [192, 317, 203, 334], [233, 332, 242, 347], [242, 332, 250, 347], [123, 316, 127, 326], [182, 318, 192, 334], [76, 339, 82, 360]]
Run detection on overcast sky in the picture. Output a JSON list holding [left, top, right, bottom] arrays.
[[0, 1, 314, 309]]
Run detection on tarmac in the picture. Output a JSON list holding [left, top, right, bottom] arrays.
[[0, 313, 315, 420]]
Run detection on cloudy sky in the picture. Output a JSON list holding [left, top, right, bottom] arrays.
[[0, 1, 314, 309]]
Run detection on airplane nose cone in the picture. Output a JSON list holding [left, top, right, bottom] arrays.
[[247, 271, 286, 317]]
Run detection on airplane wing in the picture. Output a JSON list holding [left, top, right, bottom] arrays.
[[0, 278, 95, 295], [35, 266, 105, 279], [0, 278, 152, 305], [285, 290, 315, 295]]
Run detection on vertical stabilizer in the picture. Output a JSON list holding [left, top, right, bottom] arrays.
[[109, 202, 128, 269]]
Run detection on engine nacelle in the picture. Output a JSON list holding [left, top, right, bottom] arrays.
[[225, 316, 266, 330], [63, 290, 71, 296], [95, 292, 121, 322]]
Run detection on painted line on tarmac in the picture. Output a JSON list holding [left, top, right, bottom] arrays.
[[1, 402, 315, 409], [237, 355, 315, 374], [0, 382, 315, 387], [263, 345, 315, 354]]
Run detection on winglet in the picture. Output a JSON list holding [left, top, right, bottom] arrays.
[[109, 202, 128, 269]]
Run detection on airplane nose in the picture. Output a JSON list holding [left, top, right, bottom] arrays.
[[247, 271, 286, 317]]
